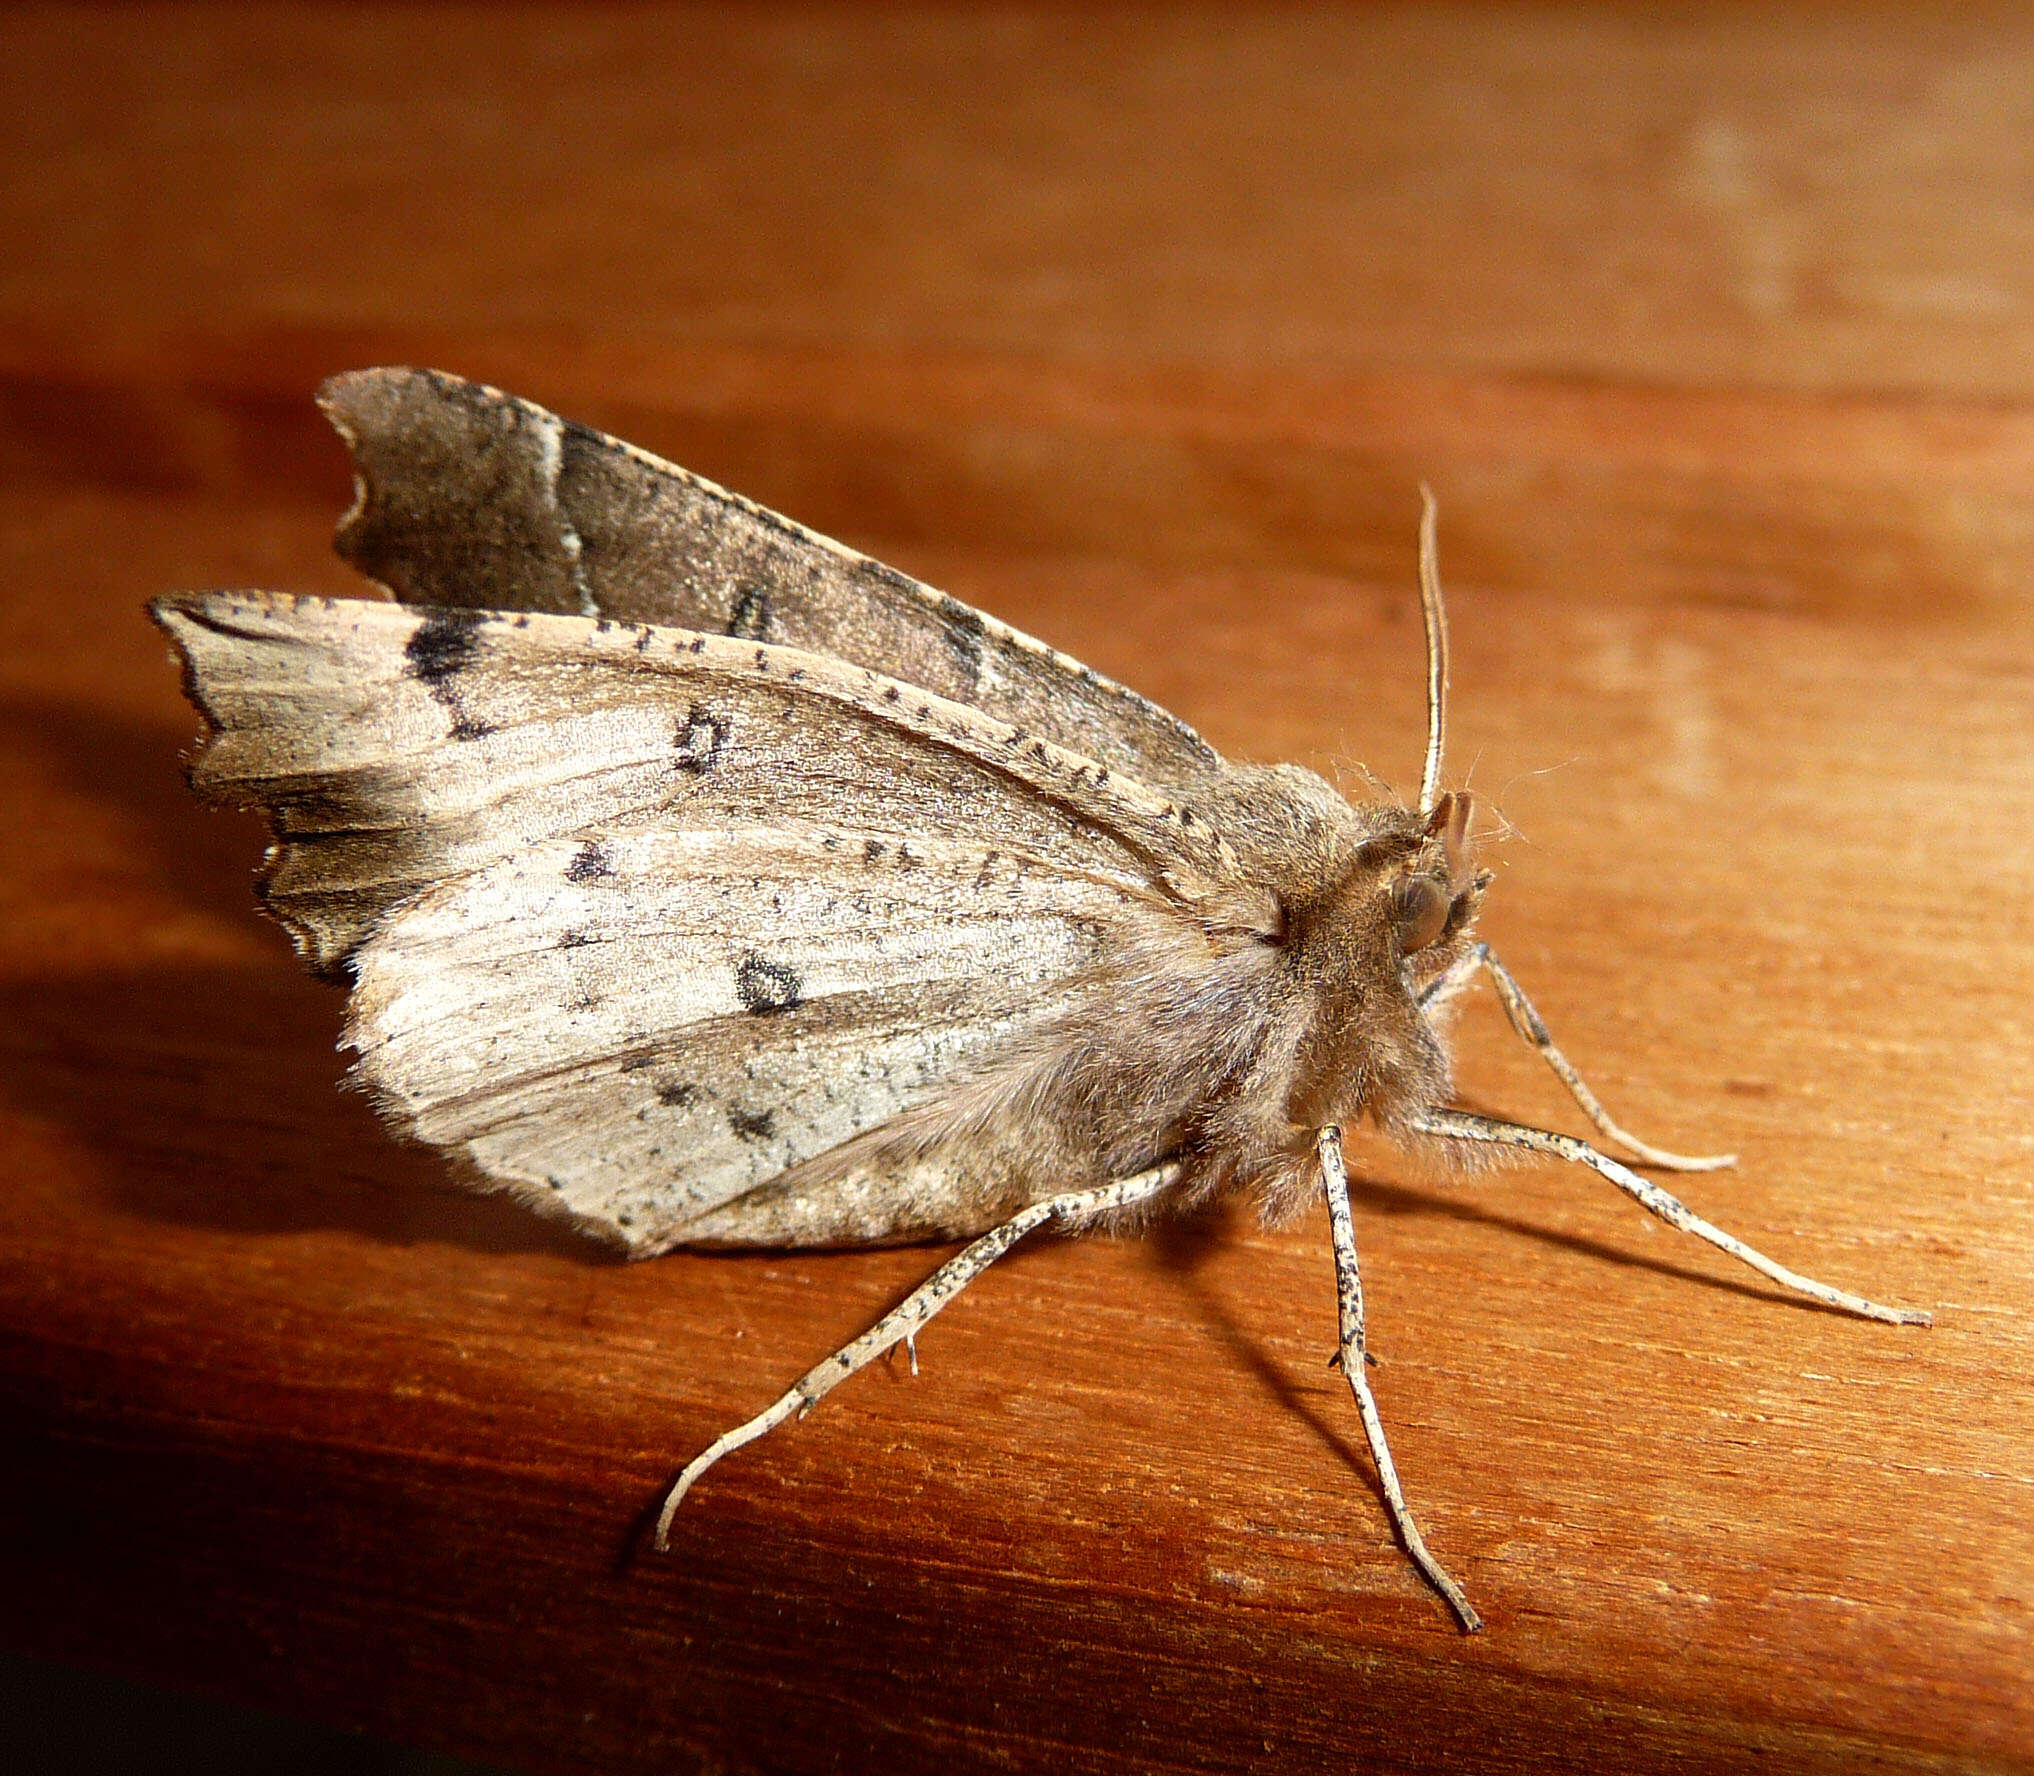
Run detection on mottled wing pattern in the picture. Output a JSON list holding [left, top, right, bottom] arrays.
[[321, 367, 1225, 799], [153, 593, 1260, 1249], [350, 826, 1158, 1250], [155, 594, 1245, 978]]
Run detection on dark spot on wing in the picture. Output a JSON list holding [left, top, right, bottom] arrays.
[[936, 595, 987, 690], [566, 842, 615, 885], [735, 952, 802, 1015], [404, 606, 498, 740], [619, 1055, 656, 1073], [405, 606, 486, 687], [557, 929, 596, 949], [675, 705, 727, 773], [657, 1080, 702, 1107], [728, 586, 771, 640], [728, 1105, 776, 1142], [864, 839, 885, 862]]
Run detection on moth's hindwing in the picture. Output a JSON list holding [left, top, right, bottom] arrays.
[[322, 366, 1224, 797], [351, 825, 1158, 1251]]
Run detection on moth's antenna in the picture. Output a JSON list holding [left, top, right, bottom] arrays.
[[1416, 485, 1451, 817]]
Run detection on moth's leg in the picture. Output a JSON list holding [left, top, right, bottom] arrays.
[[1412, 1108, 1932, 1327], [653, 1163, 1180, 1551], [1317, 1126, 1483, 1633], [1422, 943, 1736, 1173]]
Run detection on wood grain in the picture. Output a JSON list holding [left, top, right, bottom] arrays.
[[0, 5, 2028, 1773]]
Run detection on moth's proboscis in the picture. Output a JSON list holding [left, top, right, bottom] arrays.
[[152, 368, 1931, 1632]]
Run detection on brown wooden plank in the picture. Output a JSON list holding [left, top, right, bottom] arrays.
[[10, 4, 2034, 398]]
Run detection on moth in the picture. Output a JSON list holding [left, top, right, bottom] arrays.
[[153, 368, 1929, 1631]]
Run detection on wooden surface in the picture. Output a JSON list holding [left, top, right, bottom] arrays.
[[1, 4, 2030, 1771]]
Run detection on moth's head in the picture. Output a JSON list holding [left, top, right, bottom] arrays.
[[1382, 790, 1487, 977], [1278, 790, 1487, 990], [1278, 790, 1490, 1136]]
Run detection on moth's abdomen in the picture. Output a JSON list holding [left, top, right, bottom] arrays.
[[672, 1151, 1042, 1248]]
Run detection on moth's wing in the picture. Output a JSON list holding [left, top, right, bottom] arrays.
[[150, 591, 1263, 977], [320, 366, 1225, 798], [152, 592, 1248, 1252], [348, 823, 1170, 1252]]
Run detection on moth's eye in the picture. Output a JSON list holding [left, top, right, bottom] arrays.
[[1389, 877, 1450, 954]]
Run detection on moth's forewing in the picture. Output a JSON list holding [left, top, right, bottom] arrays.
[[151, 593, 1251, 1250], [152, 595, 1235, 973], [153, 372, 1347, 1257], [324, 368, 1223, 796]]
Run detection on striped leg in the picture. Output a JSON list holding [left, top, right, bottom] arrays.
[[1414, 1108, 1931, 1326], [655, 1163, 1180, 1549], [1420, 943, 1736, 1172], [1318, 1126, 1482, 1632]]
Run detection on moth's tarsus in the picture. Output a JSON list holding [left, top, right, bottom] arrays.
[[1428, 944, 1739, 1173]]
